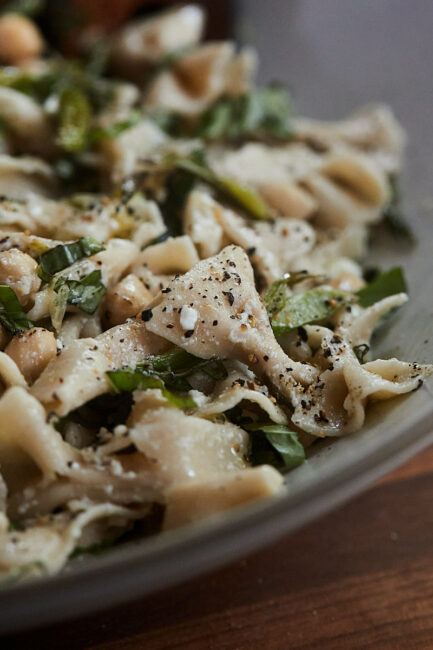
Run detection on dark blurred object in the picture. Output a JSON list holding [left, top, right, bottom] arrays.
[[0, 0, 233, 55]]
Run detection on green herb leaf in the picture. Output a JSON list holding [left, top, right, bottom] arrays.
[[38, 236, 104, 282], [154, 86, 292, 142], [106, 367, 197, 410], [87, 109, 142, 144], [356, 267, 406, 308], [56, 87, 92, 153], [245, 423, 306, 469], [0, 285, 33, 333], [264, 283, 349, 334], [198, 86, 292, 141], [54, 270, 106, 315], [159, 152, 201, 236], [137, 347, 227, 390]]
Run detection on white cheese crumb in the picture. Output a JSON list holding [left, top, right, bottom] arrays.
[[180, 305, 198, 330]]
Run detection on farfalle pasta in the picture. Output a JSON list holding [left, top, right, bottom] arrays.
[[0, 4, 429, 581]]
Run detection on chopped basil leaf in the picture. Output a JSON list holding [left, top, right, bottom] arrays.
[[56, 86, 92, 153], [245, 423, 306, 469], [106, 367, 197, 410], [107, 348, 226, 408], [197, 86, 292, 141], [87, 110, 142, 144], [356, 267, 406, 308], [263, 272, 325, 320], [54, 270, 106, 315], [353, 343, 370, 363], [38, 236, 104, 282], [138, 347, 227, 387], [0, 285, 33, 333], [264, 283, 349, 334], [159, 153, 201, 236], [383, 177, 415, 240], [153, 86, 292, 142]]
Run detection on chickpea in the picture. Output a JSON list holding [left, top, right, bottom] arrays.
[[0, 13, 44, 65], [0, 249, 41, 305], [5, 327, 57, 384], [102, 274, 153, 328], [329, 273, 365, 292]]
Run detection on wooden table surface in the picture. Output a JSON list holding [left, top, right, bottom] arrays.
[[5, 445, 433, 650]]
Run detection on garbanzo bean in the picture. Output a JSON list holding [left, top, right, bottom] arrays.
[[0, 249, 41, 306], [0, 13, 44, 65], [5, 327, 57, 384], [102, 274, 153, 328]]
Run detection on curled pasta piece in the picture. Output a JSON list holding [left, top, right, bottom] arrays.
[[0, 155, 55, 199], [291, 327, 432, 436], [303, 151, 389, 228], [164, 466, 284, 530], [194, 362, 288, 425], [0, 88, 53, 157], [145, 43, 256, 115], [0, 501, 151, 577], [293, 104, 406, 173], [111, 4, 205, 79], [128, 396, 248, 487], [143, 245, 318, 396], [31, 321, 168, 415]]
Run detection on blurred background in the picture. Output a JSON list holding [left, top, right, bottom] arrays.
[[0, 0, 431, 232]]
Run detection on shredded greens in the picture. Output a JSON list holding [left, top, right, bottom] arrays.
[[0, 285, 33, 333], [87, 110, 142, 144], [107, 347, 227, 409], [106, 368, 197, 410], [153, 86, 292, 142], [38, 236, 104, 282], [56, 86, 92, 153], [356, 267, 406, 308], [264, 284, 349, 334], [54, 270, 106, 315], [245, 423, 306, 469]]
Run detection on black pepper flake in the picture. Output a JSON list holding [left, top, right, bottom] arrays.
[[213, 320, 218, 326], [222, 291, 234, 306], [141, 309, 153, 322], [247, 247, 256, 255], [166, 324, 174, 329], [184, 330, 194, 338], [162, 287, 172, 294], [263, 355, 269, 362], [323, 348, 332, 358]]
